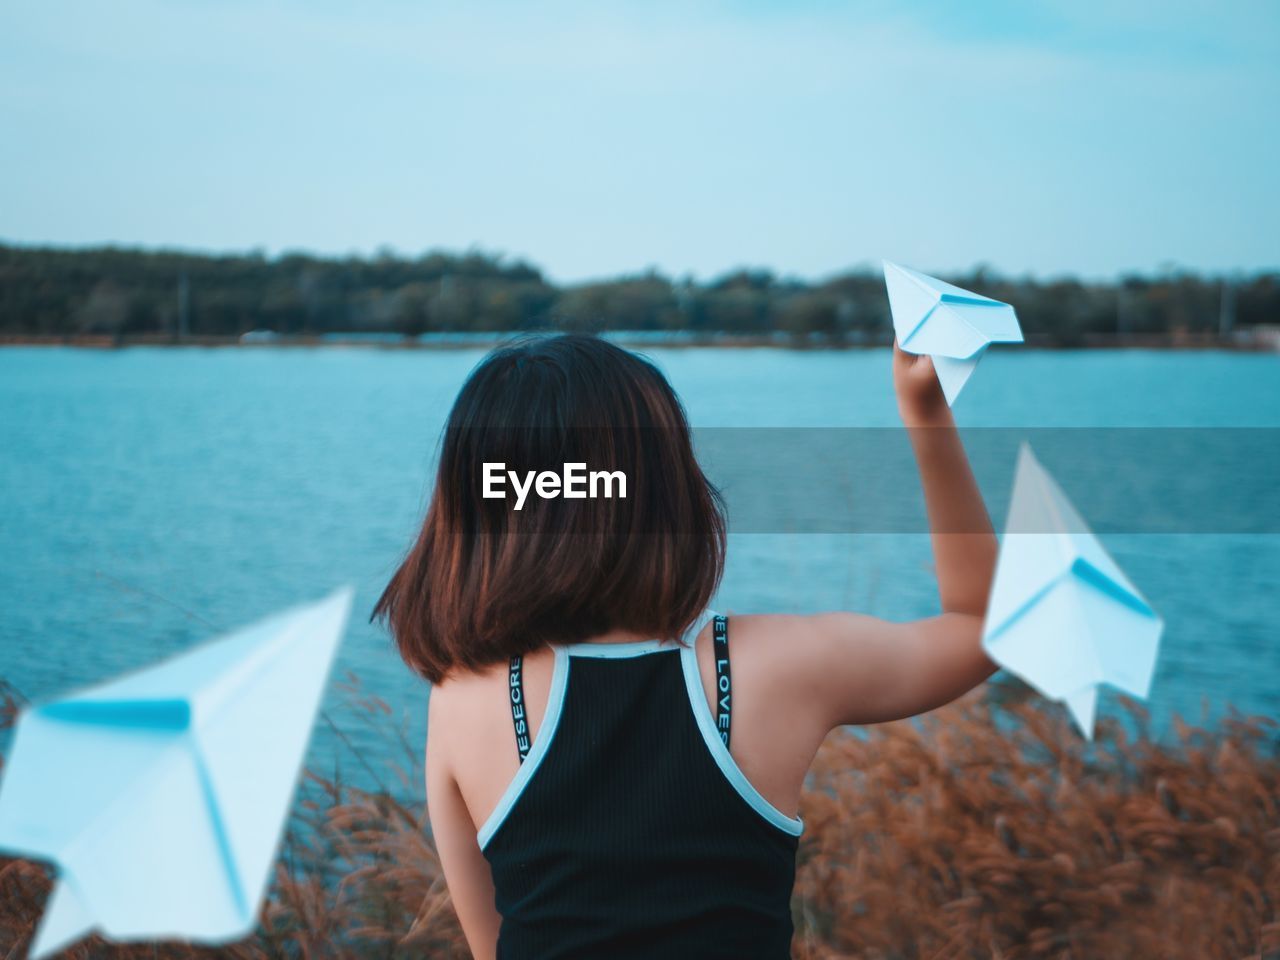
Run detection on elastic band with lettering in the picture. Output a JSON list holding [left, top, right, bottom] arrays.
[[509, 655, 531, 763], [713, 616, 732, 749]]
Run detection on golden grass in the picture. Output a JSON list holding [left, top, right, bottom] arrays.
[[1, 677, 1276, 959]]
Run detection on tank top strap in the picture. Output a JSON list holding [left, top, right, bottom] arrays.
[[508, 655, 531, 763], [711, 614, 732, 748], [677, 610, 805, 837], [678, 607, 733, 747]]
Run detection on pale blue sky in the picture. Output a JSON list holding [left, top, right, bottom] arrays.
[[2, 1, 1277, 283]]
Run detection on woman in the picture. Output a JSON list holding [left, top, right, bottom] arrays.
[[376, 334, 997, 958]]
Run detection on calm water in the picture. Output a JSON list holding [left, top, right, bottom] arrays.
[[1, 347, 1277, 787]]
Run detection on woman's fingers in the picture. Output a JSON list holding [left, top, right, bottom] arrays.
[[894, 341, 932, 380], [892, 339, 917, 372]]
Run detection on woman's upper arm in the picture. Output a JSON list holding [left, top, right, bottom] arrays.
[[425, 686, 502, 960], [765, 611, 997, 730]]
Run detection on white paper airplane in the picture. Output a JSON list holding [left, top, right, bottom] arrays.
[[982, 446, 1161, 737], [0, 587, 353, 957], [883, 260, 1024, 404]]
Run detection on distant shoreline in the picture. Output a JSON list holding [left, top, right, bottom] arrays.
[[4, 331, 1279, 352]]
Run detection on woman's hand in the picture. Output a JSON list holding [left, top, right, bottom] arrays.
[[892, 340, 951, 427]]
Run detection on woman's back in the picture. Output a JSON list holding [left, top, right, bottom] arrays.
[[478, 611, 799, 958]]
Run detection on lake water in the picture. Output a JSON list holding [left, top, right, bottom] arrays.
[[1, 346, 1277, 789]]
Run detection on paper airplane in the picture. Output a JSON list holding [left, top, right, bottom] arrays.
[[0, 587, 353, 958], [882, 260, 1024, 404], [981, 446, 1161, 738]]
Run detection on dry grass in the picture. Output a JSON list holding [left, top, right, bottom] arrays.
[[1, 677, 1276, 960], [791, 685, 1279, 960]]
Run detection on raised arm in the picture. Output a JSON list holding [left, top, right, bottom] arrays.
[[754, 345, 999, 732], [893, 341, 998, 616]]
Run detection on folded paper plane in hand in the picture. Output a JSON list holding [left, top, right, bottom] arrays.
[[981, 446, 1161, 738], [882, 260, 1024, 404], [0, 587, 354, 958]]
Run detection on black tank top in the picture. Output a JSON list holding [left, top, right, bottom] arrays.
[[478, 611, 803, 959]]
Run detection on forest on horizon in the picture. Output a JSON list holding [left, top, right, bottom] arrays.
[[2, 243, 1277, 346]]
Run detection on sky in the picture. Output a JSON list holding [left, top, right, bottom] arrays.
[[1, 0, 1277, 284]]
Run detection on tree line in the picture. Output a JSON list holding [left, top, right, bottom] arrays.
[[1, 244, 1276, 346]]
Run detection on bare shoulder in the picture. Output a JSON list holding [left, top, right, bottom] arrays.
[[426, 647, 557, 775], [724, 611, 882, 667], [726, 609, 992, 727], [718, 610, 908, 730], [429, 658, 512, 722], [427, 660, 508, 762], [684, 612, 889, 809], [701, 612, 858, 727]]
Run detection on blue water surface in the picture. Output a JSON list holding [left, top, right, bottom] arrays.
[[1, 347, 1277, 787]]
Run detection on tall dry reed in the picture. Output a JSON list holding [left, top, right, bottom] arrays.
[[1, 677, 1276, 959]]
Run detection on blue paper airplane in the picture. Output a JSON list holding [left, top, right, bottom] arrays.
[[982, 446, 1161, 737], [883, 260, 1024, 404], [0, 587, 353, 957]]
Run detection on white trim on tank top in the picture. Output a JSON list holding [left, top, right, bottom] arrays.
[[557, 607, 714, 659], [476, 644, 570, 850], [559, 637, 681, 658], [677, 614, 805, 837], [474, 608, 804, 850]]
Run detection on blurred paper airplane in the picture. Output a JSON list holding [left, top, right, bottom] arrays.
[[883, 260, 1024, 404], [0, 587, 353, 958], [981, 446, 1161, 737]]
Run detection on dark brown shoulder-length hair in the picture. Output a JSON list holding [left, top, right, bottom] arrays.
[[374, 333, 726, 684]]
